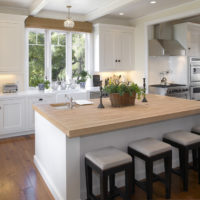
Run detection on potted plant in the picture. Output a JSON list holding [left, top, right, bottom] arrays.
[[104, 82, 142, 107], [77, 70, 91, 89], [30, 75, 50, 90]]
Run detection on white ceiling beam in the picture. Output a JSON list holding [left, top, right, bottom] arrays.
[[29, 0, 49, 16], [85, 0, 141, 21]]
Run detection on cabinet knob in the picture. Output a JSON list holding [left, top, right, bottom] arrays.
[[39, 98, 43, 101], [115, 59, 118, 62], [118, 60, 121, 62]]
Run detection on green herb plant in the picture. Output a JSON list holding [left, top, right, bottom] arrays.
[[77, 70, 91, 84], [30, 74, 50, 89], [104, 82, 142, 99]]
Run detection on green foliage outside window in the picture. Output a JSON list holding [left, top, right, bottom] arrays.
[[51, 32, 66, 81], [72, 33, 86, 78], [29, 32, 45, 87], [29, 31, 86, 87]]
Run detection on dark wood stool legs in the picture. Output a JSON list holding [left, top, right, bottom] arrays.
[[128, 147, 172, 200], [163, 138, 200, 191], [85, 158, 132, 200], [164, 155, 172, 199], [85, 163, 92, 200], [100, 172, 108, 200], [179, 148, 189, 191], [145, 160, 153, 200], [198, 148, 200, 184]]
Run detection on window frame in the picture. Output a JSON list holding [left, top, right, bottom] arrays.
[[26, 28, 90, 90]]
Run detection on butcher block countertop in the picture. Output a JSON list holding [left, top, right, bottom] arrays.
[[33, 94, 200, 138]]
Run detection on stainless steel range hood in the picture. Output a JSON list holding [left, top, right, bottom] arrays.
[[149, 23, 186, 56]]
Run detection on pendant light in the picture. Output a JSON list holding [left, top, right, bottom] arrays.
[[64, 5, 75, 28]]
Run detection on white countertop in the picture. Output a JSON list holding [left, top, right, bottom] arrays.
[[0, 87, 100, 99]]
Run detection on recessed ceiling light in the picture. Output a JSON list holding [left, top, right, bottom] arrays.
[[150, 0, 157, 4], [119, 12, 124, 16]]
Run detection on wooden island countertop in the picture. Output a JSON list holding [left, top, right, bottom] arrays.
[[33, 94, 200, 138]]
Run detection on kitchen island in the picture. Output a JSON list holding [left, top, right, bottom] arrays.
[[33, 94, 200, 200]]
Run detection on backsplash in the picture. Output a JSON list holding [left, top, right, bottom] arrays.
[[0, 74, 24, 93], [148, 56, 188, 85], [98, 71, 137, 86]]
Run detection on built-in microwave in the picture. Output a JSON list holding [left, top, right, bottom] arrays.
[[190, 86, 200, 100], [190, 57, 200, 83]]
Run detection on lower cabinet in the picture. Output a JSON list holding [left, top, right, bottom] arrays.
[[27, 95, 56, 130], [0, 98, 26, 134], [0, 91, 89, 136]]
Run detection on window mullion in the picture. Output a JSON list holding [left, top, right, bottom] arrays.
[[66, 32, 72, 80], [45, 30, 51, 82]]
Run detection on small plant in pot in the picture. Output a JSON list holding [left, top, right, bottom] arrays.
[[104, 81, 142, 107], [77, 70, 91, 89], [31, 75, 50, 90]]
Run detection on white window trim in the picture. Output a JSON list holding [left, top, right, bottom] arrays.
[[26, 28, 92, 89]]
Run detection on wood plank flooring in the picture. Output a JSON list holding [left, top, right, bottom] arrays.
[[0, 135, 54, 200], [0, 135, 200, 200]]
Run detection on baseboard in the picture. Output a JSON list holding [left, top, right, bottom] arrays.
[[0, 130, 34, 139], [34, 155, 65, 200]]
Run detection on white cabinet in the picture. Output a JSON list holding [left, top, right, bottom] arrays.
[[174, 22, 200, 57], [0, 98, 26, 134], [0, 14, 26, 72], [94, 24, 134, 72], [27, 95, 56, 130]]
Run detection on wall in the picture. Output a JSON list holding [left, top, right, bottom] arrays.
[[129, 0, 200, 87]]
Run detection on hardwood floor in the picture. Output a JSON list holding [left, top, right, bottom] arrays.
[[0, 135, 200, 200], [0, 135, 54, 200]]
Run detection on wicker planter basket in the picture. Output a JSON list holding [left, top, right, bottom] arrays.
[[109, 92, 136, 107]]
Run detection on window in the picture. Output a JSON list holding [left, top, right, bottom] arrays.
[[51, 32, 66, 81], [27, 29, 89, 88], [72, 33, 86, 78], [28, 31, 45, 87]]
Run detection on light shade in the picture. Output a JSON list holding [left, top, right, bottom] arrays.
[[64, 18, 75, 28]]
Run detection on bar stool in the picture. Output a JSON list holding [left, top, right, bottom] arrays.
[[85, 146, 132, 200], [163, 130, 200, 191], [128, 137, 172, 200], [191, 126, 200, 169]]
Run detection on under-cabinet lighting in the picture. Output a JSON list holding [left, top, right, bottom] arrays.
[[119, 13, 124, 16], [150, 0, 157, 4]]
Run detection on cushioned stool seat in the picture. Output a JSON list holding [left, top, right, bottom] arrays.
[[129, 137, 171, 157], [85, 146, 132, 170], [191, 126, 200, 134], [164, 131, 200, 146], [85, 147, 132, 200], [128, 138, 172, 200], [163, 130, 200, 191]]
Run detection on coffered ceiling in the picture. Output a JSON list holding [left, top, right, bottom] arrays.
[[0, 0, 198, 21]]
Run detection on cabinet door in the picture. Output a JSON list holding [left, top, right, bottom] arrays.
[[100, 31, 116, 71], [187, 25, 200, 57], [28, 95, 55, 130], [0, 22, 24, 72], [117, 32, 134, 70], [0, 99, 26, 134]]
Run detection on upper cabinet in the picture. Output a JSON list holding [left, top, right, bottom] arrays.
[[0, 14, 26, 72], [94, 24, 135, 72], [174, 22, 200, 57]]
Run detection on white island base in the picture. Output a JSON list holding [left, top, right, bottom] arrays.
[[34, 111, 200, 200]]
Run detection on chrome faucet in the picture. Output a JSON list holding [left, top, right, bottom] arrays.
[[65, 94, 74, 109], [69, 97, 74, 109]]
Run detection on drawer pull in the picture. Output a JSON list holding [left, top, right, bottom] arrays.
[[39, 98, 43, 101]]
